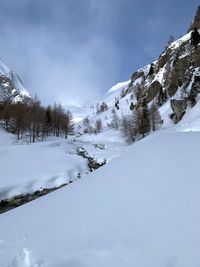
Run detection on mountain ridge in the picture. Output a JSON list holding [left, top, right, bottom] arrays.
[[76, 7, 200, 136], [0, 58, 30, 103]]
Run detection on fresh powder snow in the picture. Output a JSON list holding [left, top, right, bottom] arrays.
[[1, 130, 200, 267], [0, 128, 127, 200]]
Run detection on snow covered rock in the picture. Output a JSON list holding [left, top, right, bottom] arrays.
[[12, 249, 33, 267], [77, 6, 200, 134], [0, 59, 30, 103], [170, 99, 187, 122]]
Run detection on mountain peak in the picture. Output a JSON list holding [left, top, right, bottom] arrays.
[[0, 59, 30, 103], [188, 5, 200, 32]]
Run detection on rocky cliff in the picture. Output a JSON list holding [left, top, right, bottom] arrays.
[[128, 13, 200, 123], [76, 6, 200, 132], [0, 59, 30, 103]]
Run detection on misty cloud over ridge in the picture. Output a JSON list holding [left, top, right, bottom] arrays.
[[0, 0, 120, 106], [0, 0, 199, 106]]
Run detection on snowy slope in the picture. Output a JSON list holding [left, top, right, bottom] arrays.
[[11, 72, 30, 100], [2, 8, 200, 267], [1, 131, 200, 266], [0, 128, 126, 200], [0, 129, 87, 200], [75, 79, 132, 131], [73, 79, 132, 126], [75, 26, 200, 135], [176, 99, 200, 131], [107, 80, 131, 94], [103, 80, 131, 107]]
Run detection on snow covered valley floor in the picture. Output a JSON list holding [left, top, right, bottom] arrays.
[[1, 129, 200, 267], [0, 129, 126, 213]]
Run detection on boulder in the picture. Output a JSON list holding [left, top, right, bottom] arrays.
[[146, 80, 162, 103], [190, 75, 200, 97], [167, 56, 190, 97], [158, 48, 173, 69], [170, 99, 187, 122]]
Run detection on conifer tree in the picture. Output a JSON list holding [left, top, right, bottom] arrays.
[[95, 119, 102, 133], [111, 108, 119, 130], [148, 64, 154, 75], [139, 98, 150, 137], [83, 117, 90, 127], [130, 101, 135, 111], [191, 27, 200, 48], [157, 87, 167, 106], [121, 115, 137, 144], [45, 107, 52, 136], [149, 103, 162, 131]]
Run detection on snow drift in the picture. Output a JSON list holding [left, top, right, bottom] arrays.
[[1, 131, 200, 266]]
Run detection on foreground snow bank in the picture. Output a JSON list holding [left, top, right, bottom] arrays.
[[1, 132, 200, 266], [0, 129, 126, 201], [0, 130, 88, 200]]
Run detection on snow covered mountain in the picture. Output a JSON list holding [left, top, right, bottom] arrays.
[[0, 58, 30, 102], [77, 6, 200, 134], [2, 6, 200, 267]]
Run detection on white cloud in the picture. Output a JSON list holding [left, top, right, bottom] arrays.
[[0, 1, 120, 106]]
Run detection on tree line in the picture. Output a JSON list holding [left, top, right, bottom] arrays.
[[82, 97, 162, 144], [121, 99, 162, 143], [0, 96, 74, 142]]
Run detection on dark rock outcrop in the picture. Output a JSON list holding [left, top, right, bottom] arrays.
[[129, 71, 144, 87], [146, 80, 162, 102], [170, 99, 187, 122], [188, 6, 200, 32], [158, 48, 173, 69], [0, 60, 30, 103], [76, 147, 106, 172], [0, 184, 67, 214], [191, 75, 200, 95]]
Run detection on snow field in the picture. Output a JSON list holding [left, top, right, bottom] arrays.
[[1, 132, 200, 266]]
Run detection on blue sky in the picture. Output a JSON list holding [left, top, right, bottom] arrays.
[[0, 0, 199, 106]]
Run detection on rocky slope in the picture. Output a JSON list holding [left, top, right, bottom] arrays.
[[0, 58, 30, 103], [77, 6, 200, 133]]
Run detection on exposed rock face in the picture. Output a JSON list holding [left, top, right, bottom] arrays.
[[0, 74, 20, 102], [188, 6, 200, 32], [167, 55, 191, 97], [191, 46, 200, 68], [158, 48, 172, 69], [80, 6, 200, 131], [125, 6, 200, 119], [190, 75, 200, 97], [146, 80, 162, 102], [170, 99, 187, 122], [0, 184, 67, 214], [130, 70, 144, 87], [76, 147, 106, 172], [0, 60, 30, 103]]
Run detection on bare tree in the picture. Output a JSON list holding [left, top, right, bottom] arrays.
[[111, 108, 119, 130], [138, 99, 151, 137], [95, 119, 102, 133], [0, 97, 74, 142], [83, 117, 90, 127], [149, 103, 162, 131], [64, 110, 74, 139], [121, 114, 138, 144]]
